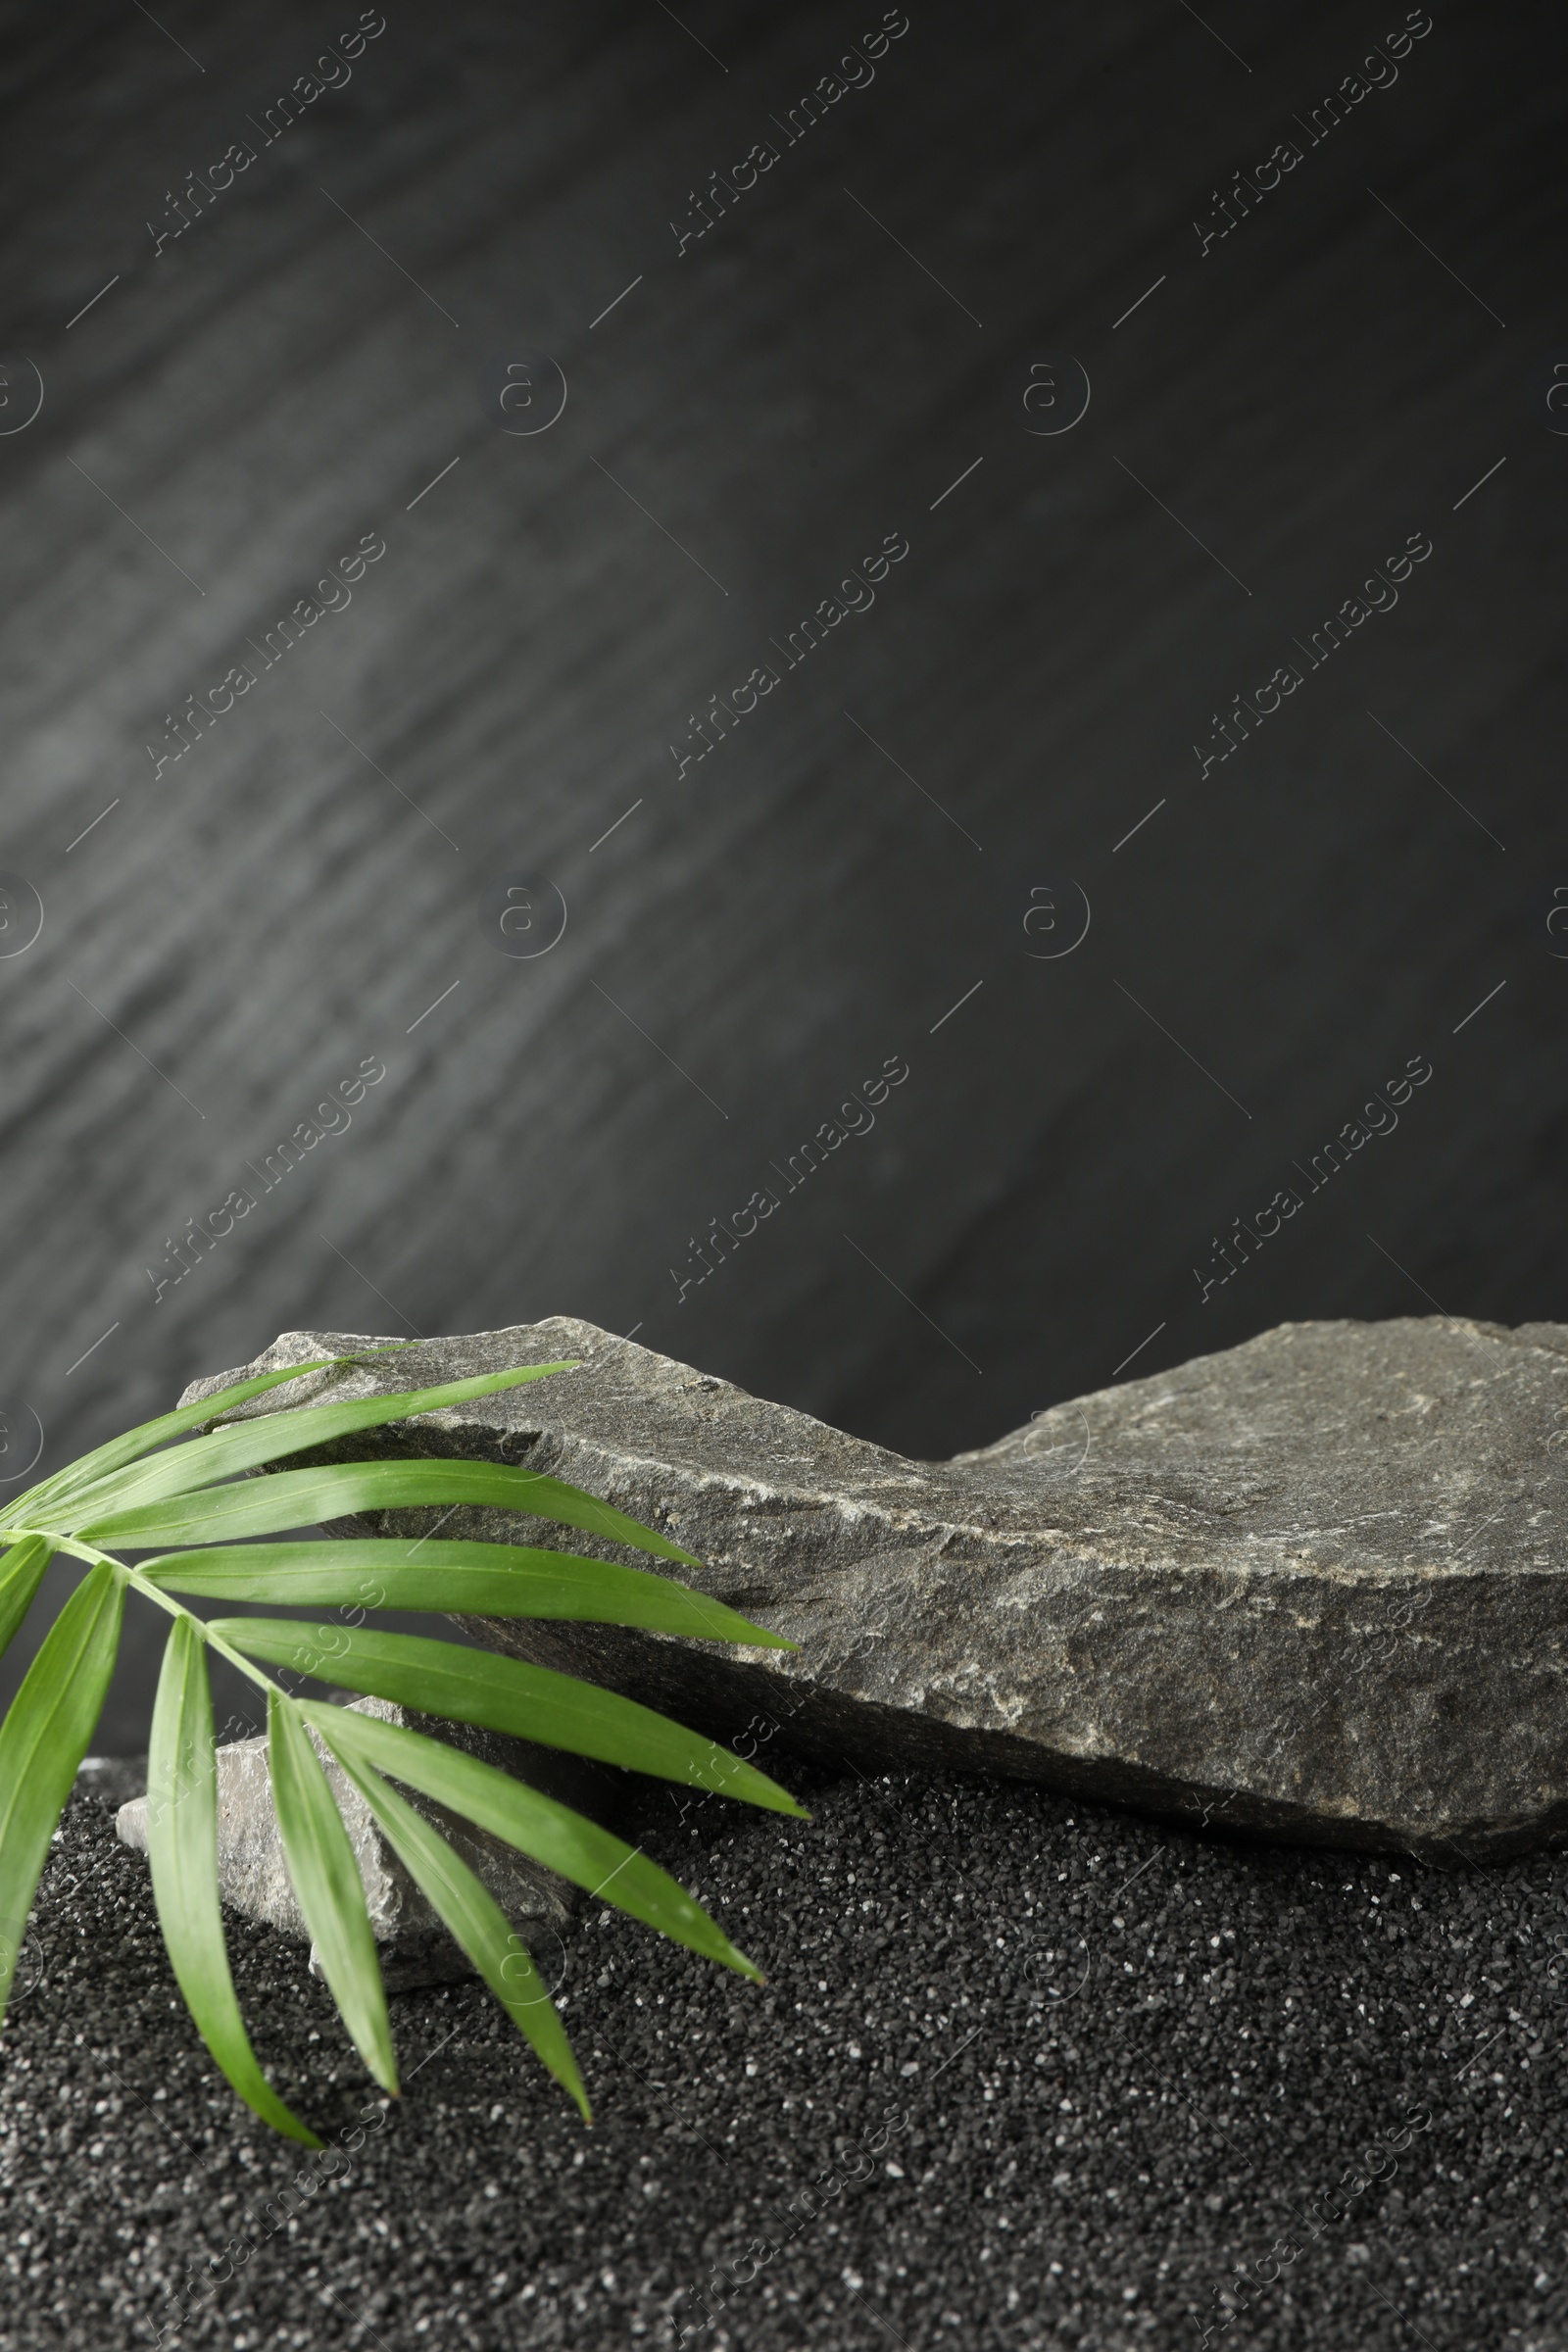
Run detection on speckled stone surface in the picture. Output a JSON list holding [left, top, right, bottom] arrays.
[[185, 1315, 1568, 1859]]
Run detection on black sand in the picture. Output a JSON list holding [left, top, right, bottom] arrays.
[[4, 1758, 1565, 2351]]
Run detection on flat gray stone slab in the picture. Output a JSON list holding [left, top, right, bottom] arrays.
[[184, 1315, 1568, 1860]]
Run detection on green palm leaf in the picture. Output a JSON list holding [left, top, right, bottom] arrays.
[[321, 1739, 590, 2121], [306, 1700, 760, 1979], [0, 1538, 55, 1666], [267, 1690, 397, 2092], [144, 1539, 793, 1645], [146, 1617, 319, 2143], [1, 1351, 393, 1528], [215, 1619, 803, 1813], [60, 1360, 579, 1526], [0, 1346, 804, 2133], [0, 1561, 123, 2028], [78, 1458, 699, 1562]]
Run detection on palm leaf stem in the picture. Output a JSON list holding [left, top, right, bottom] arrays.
[[11, 1531, 288, 1704]]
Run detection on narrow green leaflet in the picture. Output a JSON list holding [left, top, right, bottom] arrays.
[[59, 1361, 579, 1527], [266, 1691, 397, 2093], [220, 1621, 805, 1814], [146, 1540, 793, 1646], [0, 1561, 123, 2026], [305, 1700, 762, 1978], [322, 1738, 590, 2121], [79, 1460, 700, 1564], [0, 1538, 55, 1666], [2, 1355, 358, 1528], [146, 1618, 318, 2144]]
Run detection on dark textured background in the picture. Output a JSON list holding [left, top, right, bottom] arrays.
[[0, 0, 1558, 1752]]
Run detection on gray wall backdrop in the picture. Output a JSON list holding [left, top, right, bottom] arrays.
[[1, 0, 1560, 1745]]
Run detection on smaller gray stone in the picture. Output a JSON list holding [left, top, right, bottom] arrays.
[[116, 1698, 576, 1991]]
